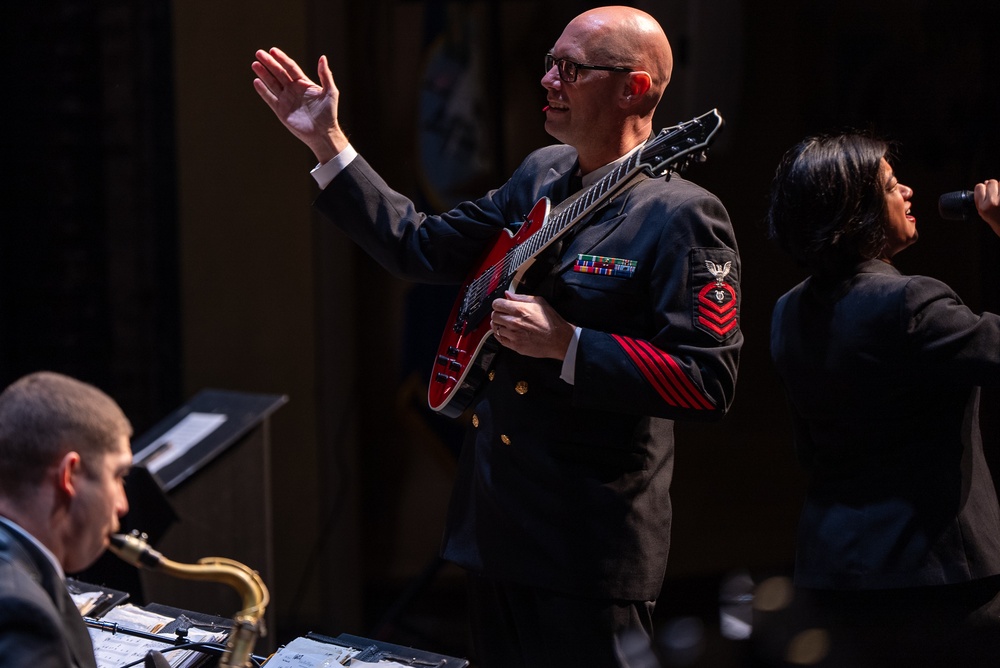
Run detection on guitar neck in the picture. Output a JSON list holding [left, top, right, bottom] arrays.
[[430, 109, 722, 416], [512, 150, 647, 269], [473, 109, 721, 304]]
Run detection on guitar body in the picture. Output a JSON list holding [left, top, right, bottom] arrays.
[[428, 198, 550, 418], [425, 108, 724, 418]]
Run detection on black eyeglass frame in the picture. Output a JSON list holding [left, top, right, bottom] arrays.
[[544, 53, 633, 83]]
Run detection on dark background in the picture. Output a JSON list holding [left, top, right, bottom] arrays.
[[2, 0, 998, 663]]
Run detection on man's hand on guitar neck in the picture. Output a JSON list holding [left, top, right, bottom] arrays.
[[490, 292, 575, 360]]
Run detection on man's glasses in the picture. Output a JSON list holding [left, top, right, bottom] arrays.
[[544, 53, 633, 83]]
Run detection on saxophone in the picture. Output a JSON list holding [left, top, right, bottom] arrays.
[[109, 532, 269, 668]]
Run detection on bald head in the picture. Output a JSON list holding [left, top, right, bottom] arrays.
[[543, 5, 675, 169], [570, 6, 673, 104]]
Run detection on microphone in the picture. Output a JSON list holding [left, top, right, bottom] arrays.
[[938, 190, 977, 221]]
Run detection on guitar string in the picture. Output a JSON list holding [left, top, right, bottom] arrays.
[[459, 115, 713, 314], [463, 147, 651, 309], [462, 155, 634, 312], [469, 151, 636, 300]]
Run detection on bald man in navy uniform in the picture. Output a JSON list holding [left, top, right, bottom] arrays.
[[253, 6, 741, 665]]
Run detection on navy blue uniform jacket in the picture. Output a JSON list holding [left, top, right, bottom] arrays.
[[771, 259, 1000, 590], [0, 521, 98, 668], [315, 143, 742, 600]]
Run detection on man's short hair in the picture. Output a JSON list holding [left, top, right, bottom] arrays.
[[0, 372, 132, 498]]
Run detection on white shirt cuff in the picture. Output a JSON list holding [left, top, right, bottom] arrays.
[[310, 144, 359, 189], [559, 326, 582, 385]]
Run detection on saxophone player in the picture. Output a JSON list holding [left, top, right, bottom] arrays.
[[0, 372, 133, 668]]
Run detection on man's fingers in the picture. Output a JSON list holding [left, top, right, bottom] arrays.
[[251, 77, 278, 105], [251, 60, 283, 97], [317, 55, 336, 91], [269, 47, 309, 83]]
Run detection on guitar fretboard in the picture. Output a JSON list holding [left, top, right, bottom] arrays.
[[462, 151, 644, 313], [458, 109, 720, 319]]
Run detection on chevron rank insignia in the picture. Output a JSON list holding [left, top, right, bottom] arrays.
[[692, 252, 739, 341]]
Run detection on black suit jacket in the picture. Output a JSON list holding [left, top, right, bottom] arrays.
[[315, 143, 741, 600], [771, 259, 1000, 589], [0, 520, 98, 668]]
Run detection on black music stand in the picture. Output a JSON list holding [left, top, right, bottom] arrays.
[[129, 388, 287, 654]]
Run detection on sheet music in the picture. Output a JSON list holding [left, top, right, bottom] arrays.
[[265, 636, 357, 666], [132, 412, 228, 474], [72, 590, 106, 616], [265, 637, 432, 668], [88, 604, 225, 668]]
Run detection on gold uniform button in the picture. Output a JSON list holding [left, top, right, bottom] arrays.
[[515, 381, 529, 395], [472, 414, 479, 428], [488, 370, 496, 382], [501, 434, 511, 446]]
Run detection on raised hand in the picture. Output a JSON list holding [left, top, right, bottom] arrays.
[[251, 47, 348, 163]]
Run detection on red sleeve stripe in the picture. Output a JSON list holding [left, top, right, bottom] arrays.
[[612, 335, 716, 410]]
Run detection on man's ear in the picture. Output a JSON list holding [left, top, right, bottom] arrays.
[[626, 71, 652, 100], [56, 451, 83, 499]]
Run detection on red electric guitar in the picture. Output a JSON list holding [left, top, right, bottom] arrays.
[[428, 108, 724, 418]]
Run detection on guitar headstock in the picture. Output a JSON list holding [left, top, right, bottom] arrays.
[[640, 108, 723, 177]]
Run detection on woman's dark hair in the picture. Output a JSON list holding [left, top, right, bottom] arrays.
[[767, 133, 891, 274]]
